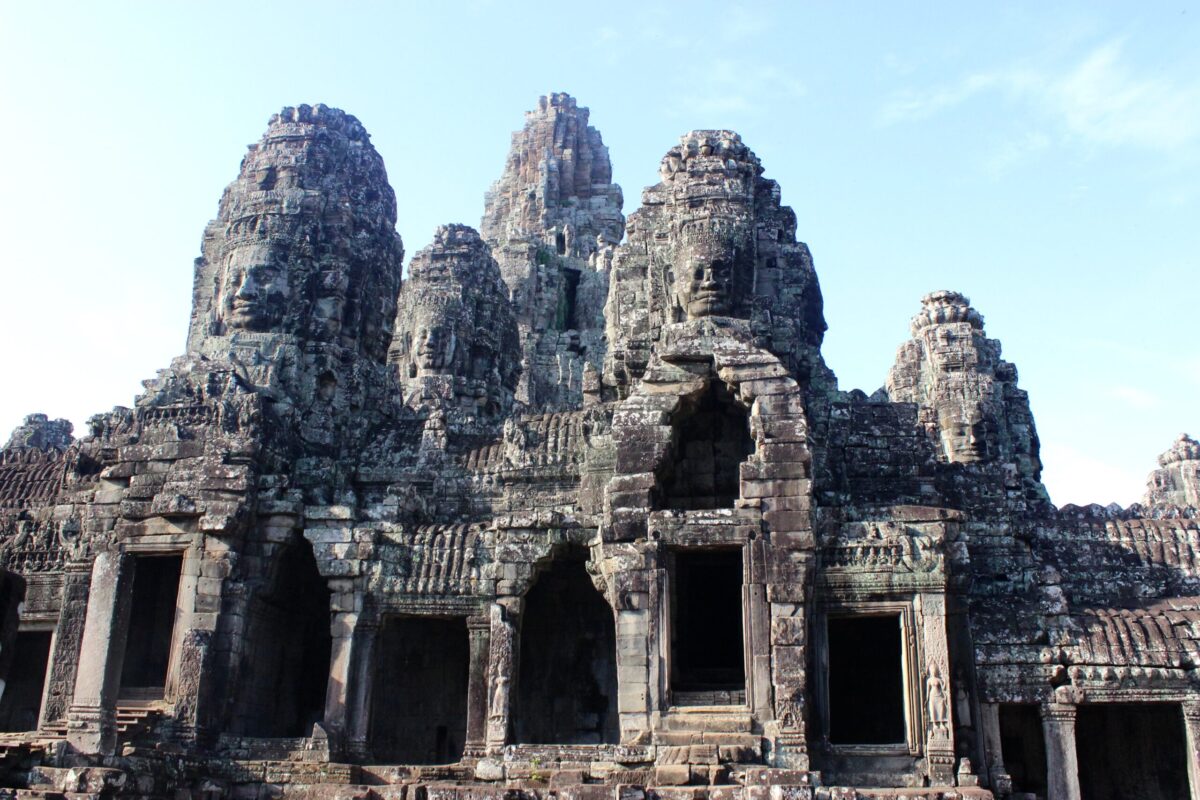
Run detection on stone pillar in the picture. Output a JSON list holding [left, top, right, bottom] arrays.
[[1182, 700, 1200, 800], [485, 602, 516, 751], [614, 567, 653, 745], [66, 550, 132, 755], [919, 593, 955, 785], [323, 606, 359, 746], [40, 561, 91, 726], [344, 620, 378, 761], [1041, 701, 1082, 800], [979, 702, 1012, 794], [464, 615, 491, 757]]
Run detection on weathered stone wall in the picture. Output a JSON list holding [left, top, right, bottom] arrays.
[[0, 95, 1194, 800]]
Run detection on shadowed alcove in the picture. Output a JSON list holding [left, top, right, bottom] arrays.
[[515, 548, 619, 743], [0, 630, 51, 731], [670, 548, 745, 702], [655, 380, 753, 511], [998, 703, 1047, 796], [370, 616, 469, 763], [827, 614, 906, 745], [229, 541, 331, 737], [120, 554, 183, 698], [1076, 703, 1189, 800]]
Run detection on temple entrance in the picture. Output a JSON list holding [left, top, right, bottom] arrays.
[[656, 381, 752, 511], [827, 614, 906, 745], [229, 541, 331, 736], [670, 549, 745, 703], [120, 554, 183, 697], [371, 616, 469, 763], [1076, 703, 1189, 800], [998, 703, 1047, 797], [0, 630, 51, 730], [515, 549, 618, 743]]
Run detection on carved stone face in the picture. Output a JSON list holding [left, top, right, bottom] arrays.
[[217, 242, 292, 333], [311, 268, 350, 341], [938, 405, 986, 463], [672, 226, 740, 320], [415, 323, 456, 371]]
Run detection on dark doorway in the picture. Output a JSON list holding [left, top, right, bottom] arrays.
[[1076, 703, 1189, 800], [656, 381, 752, 511], [999, 703, 1047, 797], [516, 550, 618, 743], [0, 630, 51, 730], [371, 616, 469, 763], [120, 554, 183, 693], [229, 542, 332, 737], [827, 614, 906, 745], [671, 549, 745, 700]]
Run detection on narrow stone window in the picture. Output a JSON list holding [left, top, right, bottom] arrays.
[[371, 616, 469, 764], [998, 703, 1047, 797], [1076, 703, 1189, 800], [670, 549, 745, 703], [555, 230, 567, 255], [827, 614, 905, 744], [230, 541, 332, 737], [120, 554, 183, 697], [557, 268, 581, 331], [516, 549, 618, 743], [0, 630, 51, 730], [656, 381, 753, 511]]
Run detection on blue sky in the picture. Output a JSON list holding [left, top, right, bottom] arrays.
[[1, 1, 1196, 506]]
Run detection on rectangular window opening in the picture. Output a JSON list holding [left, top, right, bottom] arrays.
[[1076, 703, 1189, 800], [998, 703, 1047, 796], [370, 616, 469, 764], [670, 549, 745, 704], [827, 614, 906, 745], [0, 630, 52, 731], [120, 554, 183, 694]]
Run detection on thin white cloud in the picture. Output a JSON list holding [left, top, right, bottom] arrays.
[[1106, 385, 1161, 411], [666, 59, 805, 120], [880, 72, 1009, 124], [880, 39, 1200, 157], [1050, 40, 1200, 151], [983, 130, 1051, 177]]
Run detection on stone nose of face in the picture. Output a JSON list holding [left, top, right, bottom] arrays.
[[235, 270, 260, 298]]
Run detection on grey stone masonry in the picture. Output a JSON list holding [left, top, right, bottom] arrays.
[[0, 94, 1194, 800]]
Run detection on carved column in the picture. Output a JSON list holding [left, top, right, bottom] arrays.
[[66, 549, 133, 755], [1041, 701, 1082, 800], [40, 561, 91, 726], [613, 566, 653, 745], [464, 614, 491, 757], [485, 601, 517, 751], [978, 702, 1012, 794], [1182, 700, 1200, 800], [919, 593, 955, 785], [323, 605, 359, 748], [344, 620, 378, 761]]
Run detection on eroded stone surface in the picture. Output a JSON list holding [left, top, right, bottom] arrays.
[[481, 92, 624, 411], [0, 95, 1195, 800]]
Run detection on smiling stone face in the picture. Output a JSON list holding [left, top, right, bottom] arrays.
[[216, 242, 293, 333], [187, 104, 404, 362], [671, 219, 751, 320]]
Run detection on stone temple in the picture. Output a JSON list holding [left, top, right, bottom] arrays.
[[0, 94, 1197, 800]]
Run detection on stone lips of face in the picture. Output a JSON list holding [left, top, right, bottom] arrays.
[[191, 104, 404, 363]]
